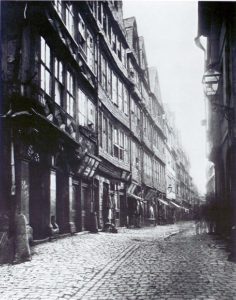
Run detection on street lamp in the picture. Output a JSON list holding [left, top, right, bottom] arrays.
[[202, 67, 234, 121]]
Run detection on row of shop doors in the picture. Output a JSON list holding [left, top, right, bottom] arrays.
[[28, 163, 95, 240]]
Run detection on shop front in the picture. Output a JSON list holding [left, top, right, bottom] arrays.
[[96, 161, 130, 230], [127, 182, 143, 228]]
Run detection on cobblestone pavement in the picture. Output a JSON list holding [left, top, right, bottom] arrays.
[[0, 222, 236, 300]]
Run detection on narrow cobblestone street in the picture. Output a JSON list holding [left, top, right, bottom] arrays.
[[0, 222, 236, 300]]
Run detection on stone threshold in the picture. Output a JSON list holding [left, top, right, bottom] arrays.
[[31, 231, 91, 246]]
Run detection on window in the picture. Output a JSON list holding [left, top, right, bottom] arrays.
[[40, 37, 51, 97], [99, 111, 103, 147], [117, 39, 121, 60], [111, 27, 116, 52], [121, 45, 126, 66], [98, 2, 103, 25], [54, 57, 64, 106], [88, 1, 96, 16], [119, 131, 124, 160], [103, 12, 107, 34], [108, 121, 113, 155], [78, 14, 86, 54], [78, 89, 96, 128], [113, 128, 128, 162], [87, 30, 94, 71], [103, 116, 108, 152], [123, 87, 128, 115], [112, 72, 118, 105], [113, 127, 119, 158], [107, 64, 112, 97], [118, 79, 123, 110], [101, 55, 107, 90], [53, 0, 63, 18], [65, 3, 74, 37], [66, 71, 74, 117], [124, 134, 129, 162], [78, 89, 86, 125]]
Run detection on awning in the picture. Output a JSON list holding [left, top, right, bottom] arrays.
[[77, 153, 101, 178], [145, 189, 156, 201], [127, 193, 143, 201], [127, 181, 139, 194], [169, 201, 182, 209], [157, 198, 169, 206]]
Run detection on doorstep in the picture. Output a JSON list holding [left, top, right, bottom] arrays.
[[31, 231, 91, 246]]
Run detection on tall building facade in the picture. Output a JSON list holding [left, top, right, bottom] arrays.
[[1, 0, 197, 263], [197, 2, 236, 236]]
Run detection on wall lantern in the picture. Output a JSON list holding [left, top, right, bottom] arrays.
[[202, 68, 221, 96], [167, 184, 172, 193], [202, 67, 234, 121]]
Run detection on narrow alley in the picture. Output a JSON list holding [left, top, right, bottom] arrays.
[[1, 222, 235, 300]]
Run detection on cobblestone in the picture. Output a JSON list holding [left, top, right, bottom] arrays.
[[0, 222, 236, 299]]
